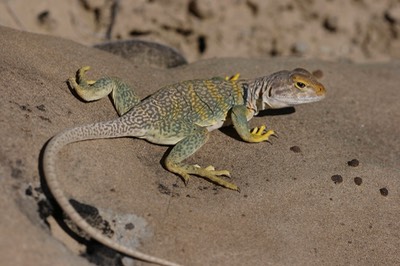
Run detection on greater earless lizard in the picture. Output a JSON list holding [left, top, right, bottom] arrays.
[[43, 66, 326, 265]]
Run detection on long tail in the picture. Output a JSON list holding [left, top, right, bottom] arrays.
[[43, 118, 181, 266]]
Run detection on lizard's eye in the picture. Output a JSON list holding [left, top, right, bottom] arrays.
[[295, 81, 306, 89]]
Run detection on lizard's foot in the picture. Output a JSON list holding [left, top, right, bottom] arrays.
[[248, 125, 276, 142], [225, 73, 240, 81], [68, 66, 141, 116], [78, 66, 96, 83], [166, 162, 238, 191], [165, 127, 238, 191], [68, 66, 114, 102], [231, 105, 277, 143], [69, 66, 97, 85], [194, 164, 229, 173], [189, 165, 237, 190]]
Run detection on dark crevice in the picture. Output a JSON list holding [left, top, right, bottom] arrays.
[[197, 35, 207, 54], [129, 29, 152, 37]]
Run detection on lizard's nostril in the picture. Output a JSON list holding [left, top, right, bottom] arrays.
[[316, 85, 326, 95]]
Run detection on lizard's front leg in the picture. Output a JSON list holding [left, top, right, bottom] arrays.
[[231, 105, 275, 143], [164, 126, 239, 191], [68, 66, 140, 116]]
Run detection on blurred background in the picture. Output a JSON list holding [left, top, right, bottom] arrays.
[[1, 0, 399, 63]]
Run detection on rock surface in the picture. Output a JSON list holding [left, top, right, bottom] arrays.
[[0, 26, 399, 266]]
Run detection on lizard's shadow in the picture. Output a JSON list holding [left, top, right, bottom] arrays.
[[220, 107, 296, 141], [38, 141, 125, 265]]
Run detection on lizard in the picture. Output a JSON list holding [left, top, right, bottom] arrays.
[[43, 66, 326, 266]]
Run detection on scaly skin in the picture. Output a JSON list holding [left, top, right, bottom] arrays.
[[43, 66, 326, 265]]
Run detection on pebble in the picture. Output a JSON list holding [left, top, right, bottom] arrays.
[[347, 159, 359, 167], [331, 174, 343, 184], [290, 146, 301, 153], [379, 187, 389, 196], [354, 177, 362, 185]]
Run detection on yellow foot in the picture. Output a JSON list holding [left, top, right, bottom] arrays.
[[249, 125, 276, 142], [195, 166, 236, 191], [68, 66, 96, 85], [225, 73, 240, 81], [167, 163, 238, 191], [204, 165, 215, 171], [194, 164, 231, 177], [192, 165, 237, 189], [80, 65, 91, 72], [77, 66, 97, 84]]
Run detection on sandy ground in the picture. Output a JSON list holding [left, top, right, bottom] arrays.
[[1, 0, 400, 63], [0, 24, 399, 266]]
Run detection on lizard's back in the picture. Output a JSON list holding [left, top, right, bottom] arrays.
[[125, 77, 245, 144]]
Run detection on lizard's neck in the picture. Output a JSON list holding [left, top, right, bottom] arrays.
[[241, 77, 269, 115]]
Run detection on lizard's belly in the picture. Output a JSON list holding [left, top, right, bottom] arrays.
[[205, 120, 224, 131], [138, 109, 231, 144], [194, 109, 231, 131], [203, 118, 232, 131], [140, 134, 185, 145]]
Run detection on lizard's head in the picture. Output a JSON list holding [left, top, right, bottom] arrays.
[[258, 68, 326, 109]]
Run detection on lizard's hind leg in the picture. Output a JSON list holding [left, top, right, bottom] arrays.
[[68, 66, 141, 116], [164, 126, 239, 191]]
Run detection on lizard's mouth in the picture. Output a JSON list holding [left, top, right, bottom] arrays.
[[266, 94, 326, 108], [278, 95, 326, 104]]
